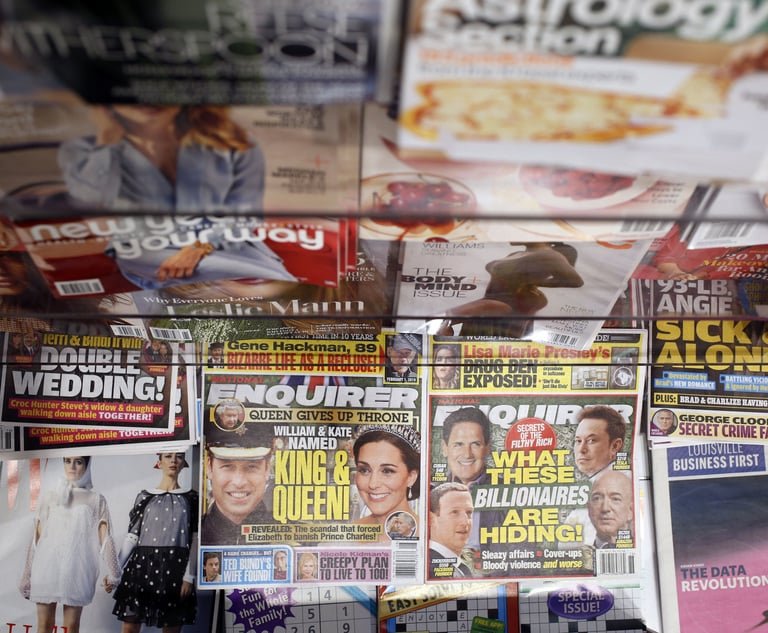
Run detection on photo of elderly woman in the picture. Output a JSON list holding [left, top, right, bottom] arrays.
[[212, 399, 246, 432], [18, 456, 120, 633], [386, 512, 417, 540], [112, 452, 198, 633], [352, 425, 421, 542]]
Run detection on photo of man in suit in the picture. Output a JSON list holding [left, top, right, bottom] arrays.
[[428, 482, 475, 579], [588, 470, 634, 549]]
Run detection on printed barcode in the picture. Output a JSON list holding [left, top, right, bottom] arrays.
[[111, 325, 147, 338], [619, 220, 672, 234], [392, 541, 418, 580], [150, 327, 193, 341], [0, 426, 14, 451], [700, 222, 750, 240], [542, 333, 578, 347], [54, 279, 104, 296], [596, 550, 635, 575]]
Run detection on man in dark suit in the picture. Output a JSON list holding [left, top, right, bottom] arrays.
[[201, 423, 275, 545], [428, 482, 475, 579], [439, 406, 509, 562], [588, 470, 634, 549]]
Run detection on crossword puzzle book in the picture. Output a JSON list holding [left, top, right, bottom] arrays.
[[378, 580, 648, 633]]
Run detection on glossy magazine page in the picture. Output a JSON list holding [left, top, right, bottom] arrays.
[[103, 239, 399, 345], [0, 94, 360, 217], [361, 103, 697, 243], [399, 0, 768, 183], [13, 215, 345, 302], [396, 240, 651, 351]]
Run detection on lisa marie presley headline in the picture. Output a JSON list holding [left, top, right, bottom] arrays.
[[12, 347, 166, 401]]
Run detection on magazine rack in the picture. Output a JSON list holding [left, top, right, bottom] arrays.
[[1, 33, 767, 369]]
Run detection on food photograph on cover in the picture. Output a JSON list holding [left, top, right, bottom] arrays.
[[5, 1, 768, 632]]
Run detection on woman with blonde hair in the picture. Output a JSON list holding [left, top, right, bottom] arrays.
[[58, 105, 295, 288], [296, 552, 318, 581], [432, 344, 460, 390], [59, 105, 262, 212]]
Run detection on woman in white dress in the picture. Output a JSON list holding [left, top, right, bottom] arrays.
[[19, 456, 120, 633]]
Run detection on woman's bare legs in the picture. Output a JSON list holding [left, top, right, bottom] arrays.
[[61, 605, 84, 633], [121, 621, 142, 633], [36, 603, 56, 633]]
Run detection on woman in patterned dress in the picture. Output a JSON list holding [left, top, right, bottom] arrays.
[[112, 452, 198, 633]]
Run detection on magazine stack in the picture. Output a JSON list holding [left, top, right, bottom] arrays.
[[5, 1, 768, 632]]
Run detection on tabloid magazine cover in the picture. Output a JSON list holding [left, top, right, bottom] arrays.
[[0, 343, 197, 458], [424, 331, 646, 583], [396, 239, 652, 351], [360, 103, 698, 244], [198, 331, 427, 589], [1, 0, 387, 105], [0, 90, 360, 217], [0, 330, 178, 432], [652, 442, 768, 633], [0, 449, 217, 633], [398, 0, 768, 183], [12, 214, 347, 302], [648, 319, 768, 447]]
